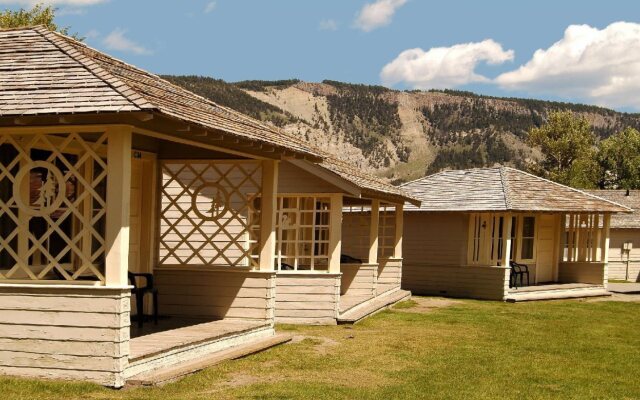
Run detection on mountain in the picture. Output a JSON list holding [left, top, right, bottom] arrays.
[[162, 76, 640, 184]]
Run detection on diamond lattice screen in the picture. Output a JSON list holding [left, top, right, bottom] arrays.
[[159, 161, 262, 268], [0, 132, 108, 282]]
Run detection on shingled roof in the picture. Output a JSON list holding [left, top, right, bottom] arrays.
[[584, 190, 640, 228], [400, 167, 631, 213], [0, 26, 416, 205]]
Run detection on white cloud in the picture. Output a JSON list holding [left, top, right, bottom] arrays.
[[84, 28, 99, 39], [496, 21, 640, 109], [102, 28, 151, 55], [381, 39, 514, 89], [204, 1, 216, 14], [354, 0, 406, 32], [0, 0, 105, 5], [319, 19, 338, 31]]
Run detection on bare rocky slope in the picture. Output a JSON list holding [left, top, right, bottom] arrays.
[[163, 76, 640, 184]]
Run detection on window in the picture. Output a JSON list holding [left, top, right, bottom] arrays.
[[275, 196, 331, 271], [520, 216, 536, 260], [510, 216, 517, 261], [378, 204, 396, 259]]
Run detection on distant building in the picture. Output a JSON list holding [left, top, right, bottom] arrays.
[[585, 190, 640, 282]]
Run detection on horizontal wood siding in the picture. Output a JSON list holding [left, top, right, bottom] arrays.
[[277, 161, 342, 193], [275, 274, 340, 325], [0, 286, 130, 387], [403, 213, 468, 266], [558, 262, 605, 285], [155, 269, 275, 322], [607, 229, 640, 281], [402, 265, 509, 300], [340, 264, 376, 297], [378, 258, 402, 294]]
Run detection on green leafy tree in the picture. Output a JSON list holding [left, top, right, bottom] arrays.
[[0, 3, 81, 40], [598, 127, 640, 189], [527, 111, 600, 188]]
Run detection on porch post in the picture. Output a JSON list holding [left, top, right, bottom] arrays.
[[368, 199, 380, 264], [393, 203, 404, 259], [105, 126, 132, 286], [602, 213, 611, 288], [501, 213, 512, 268], [328, 194, 343, 273], [258, 160, 279, 271]]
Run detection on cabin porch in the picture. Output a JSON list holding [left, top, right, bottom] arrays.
[[0, 126, 284, 387]]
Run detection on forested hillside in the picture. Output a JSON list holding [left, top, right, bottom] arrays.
[[163, 76, 640, 183]]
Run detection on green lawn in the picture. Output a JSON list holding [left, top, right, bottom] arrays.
[[2, 297, 640, 400]]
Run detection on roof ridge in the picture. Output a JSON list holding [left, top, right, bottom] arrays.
[[499, 167, 513, 210], [34, 27, 156, 111], [504, 166, 632, 212]]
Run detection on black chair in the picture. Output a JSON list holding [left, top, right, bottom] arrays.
[[340, 254, 363, 264], [128, 272, 158, 328], [509, 261, 530, 288]]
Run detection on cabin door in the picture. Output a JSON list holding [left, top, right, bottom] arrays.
[[536, 214, 556, 283]]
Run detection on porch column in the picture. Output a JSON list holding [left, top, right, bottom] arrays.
[[368, 199, 380, 264], [393, 203, 404, 259], [602, 213, 611, 288], [501, 213, 512, 268], [328, 194, 343, 273], [105, 126, 132, 286], [258, 160, 279, 271]]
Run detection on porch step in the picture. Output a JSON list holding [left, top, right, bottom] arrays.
[[337, 289, 411, 324], [506, 287, 610, 302], [127, 333, 292, 386]]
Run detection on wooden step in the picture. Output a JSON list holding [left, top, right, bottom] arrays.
[[506, 288, 610, 302], [127, 333, 292, 386], [337, 289, 411, 324]]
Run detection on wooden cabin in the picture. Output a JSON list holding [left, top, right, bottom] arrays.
[[585, 190, 640, 282], [400, 167, 630, 302], [0, 27, 416, 387]]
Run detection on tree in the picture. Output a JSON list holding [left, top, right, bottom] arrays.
[[598, 127, 640, 189], [0, 3, 81, 40], [527, 110, 600, 188]]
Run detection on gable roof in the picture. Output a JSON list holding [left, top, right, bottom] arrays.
[[400, 167, 630, 213], [584, 190, 640, 228], [0, 26, 417, 205]]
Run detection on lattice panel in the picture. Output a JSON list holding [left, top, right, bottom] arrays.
[[378, 203, 396, 258], [0, 132, 108, 282], [274, 196, 331, 271], [159, 161, 262, 268]]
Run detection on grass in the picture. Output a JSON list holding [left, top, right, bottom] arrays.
[[2, 297, 640, 400]]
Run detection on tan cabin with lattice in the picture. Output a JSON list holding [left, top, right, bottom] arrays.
[[400, 167, 631, 302], [0, 27, 417, 387]]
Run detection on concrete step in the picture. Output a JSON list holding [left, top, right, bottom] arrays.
[[337, 289, 411, 324], [506, 288, 610, 302], [127, 333, 291, 386]]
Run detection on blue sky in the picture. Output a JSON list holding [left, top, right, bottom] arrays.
[[3, 0, 640, 110]]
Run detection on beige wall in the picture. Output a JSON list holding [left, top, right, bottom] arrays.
[[558, 262, 606, 285], [155, 269, 275, 322], [378, 258, 402, 295], [608, 229, 640, 281], [402, 265, 509, 300], [278, 161, 343, 194], [403, 212, 468, 266], [0, 286, 130, 387], [340, 263, 376, 297], [274, 274, 340, 325]]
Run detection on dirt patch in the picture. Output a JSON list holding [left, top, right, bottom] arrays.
[[288, 335, 340, 355], [395, 297, 461, 314], [586, 293, 640, 303], [222, 372, 262, 388]]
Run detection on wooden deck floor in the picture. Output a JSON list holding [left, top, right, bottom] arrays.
[[508, 283, 601, 293], [339, 294, 374, 314], [129, 319, 270, 362]]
